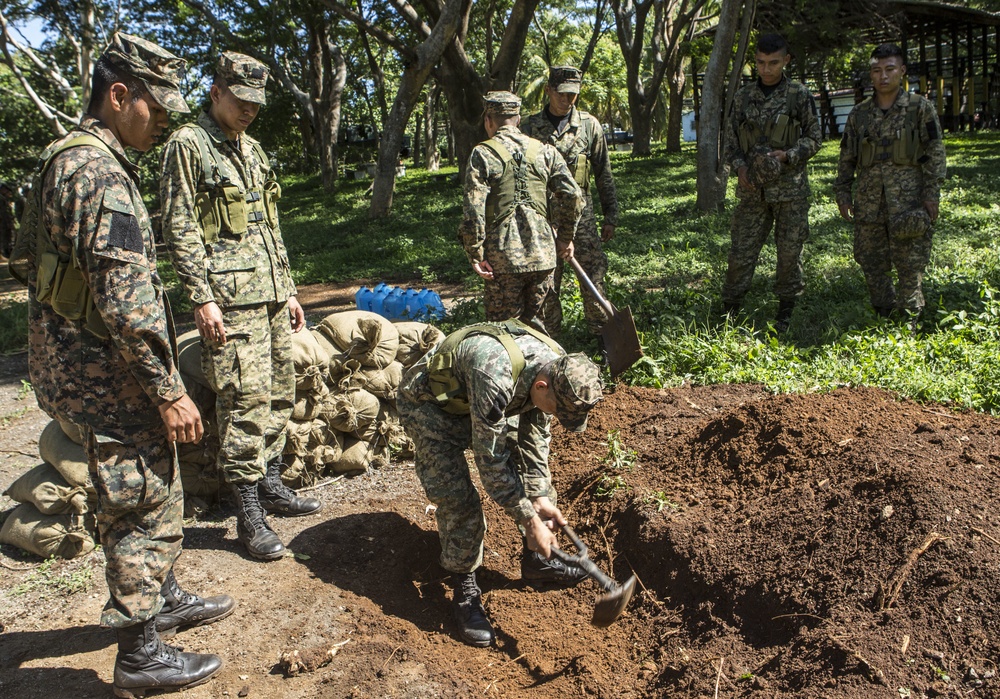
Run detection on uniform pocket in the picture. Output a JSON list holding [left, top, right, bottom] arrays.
[[263, 180, 281, 228], [219, 185, 248, 236], [87, 433, 175, 513]]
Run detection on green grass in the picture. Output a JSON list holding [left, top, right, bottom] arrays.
[[6, 132, 1000, 413]]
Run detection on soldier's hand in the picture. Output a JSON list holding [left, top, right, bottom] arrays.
[[767, 149, 788, 164], [601, 223, 616, 243], [195, 301, 226, 345], [737, 166, 754, 191], [837, 201, 854, 223], [531, 496, 567, 530], [159, 394, 203, 444], [473, 260, 494, 280], [556, 240, 574, 260], [523, 514, 558, 559], [288, 296, 306, 333], [923, 200, 939, 224]]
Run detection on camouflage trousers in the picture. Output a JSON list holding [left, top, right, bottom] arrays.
[[484, 268, 554, 335], [203, 301, 295, 485], [397, 397, 557, 574], [87, 425, 182, 628], [723, 194, 810, 304], [853, 192, 933, 313], [542, 201, 609, 337]]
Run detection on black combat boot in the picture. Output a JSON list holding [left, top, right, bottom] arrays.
[[521, 545, 588, 586], [232, 482, 285, 561], [774, 299, 795, 334], [452, 572, 495, 648], [113, 618, 222, 698], [258, 459, 322, 517], [155, 570, 236, 638]]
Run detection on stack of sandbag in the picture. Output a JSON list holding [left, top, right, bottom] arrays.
[[282, 328, 337, 488], [0, 420, 97, 559]]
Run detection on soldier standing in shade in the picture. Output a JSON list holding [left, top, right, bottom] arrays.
[[160, 52, 321, 562], [0, 181, 16, 259], [722, 33, 822, 333], [834, 43, 946, 326], [398, 319, 603, 647], [459, 91, 584, 332], [12, 33, 234, 697], [523, 66, 619, 344]]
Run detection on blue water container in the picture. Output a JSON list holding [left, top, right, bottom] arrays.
[[354, 285, 374, 311], [423, 289, 446, 321], [402, 288, 421, 319], [383, 286, 406, 320], [370, 282, 390, 317]]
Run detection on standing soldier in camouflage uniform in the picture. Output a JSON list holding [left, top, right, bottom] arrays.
[[459, 91, 584, 332], [12, 33, 234, 698], [722, 33, 822, 333], [834, 43, 946, 326], [398, 319, 603, 647], [523, 66, 619, 343], [160, 52, 321, 562], [0, 181, 16, 259]]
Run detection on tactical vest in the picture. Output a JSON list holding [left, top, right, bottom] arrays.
[[481, 138, 549, 228], [187, 126, 281, 244], [7, 134, 131, 339], [737, 84, 806, 154], [426, 319, 563, 416], [856, 99, 924, 168], [526, 110, 594, 188]]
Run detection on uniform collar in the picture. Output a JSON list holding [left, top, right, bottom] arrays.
[[755, 74, 787, 96], [77, 116, 140, 179], [495, 124, 522, 137], [198, 110, 238, 145]]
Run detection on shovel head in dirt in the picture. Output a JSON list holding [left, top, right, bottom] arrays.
[[566, 256, 643, 378], [550, 525, 636, 628]]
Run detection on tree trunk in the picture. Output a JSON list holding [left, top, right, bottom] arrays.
[[308, 23, 347, 192], [666, 54, 686, 152], [424, 86, 441, 171]]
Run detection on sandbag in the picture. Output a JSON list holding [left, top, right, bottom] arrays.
[[3, 463, 90, 515], [293, 329, 331, 391], [284, 418, 340, 459], [394, 322, 444, 368], [377, 401, 413, 458], [58, 418, 87, 446], [317, 311, 399, 369], [353, 361, 403, 401], [0, 503, 96, 559], [292, 383, 330, 421], [177, 329, 210, 389], [322, 388, 380, 434], [332, 438, 372, 475], [39, 420, 95, 496], [177, 434, 221, 498]]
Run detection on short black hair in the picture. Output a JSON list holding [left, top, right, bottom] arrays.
[[87, 56, 147, 112], [870, 43, 905, 62], [756, 33, 789, 56]]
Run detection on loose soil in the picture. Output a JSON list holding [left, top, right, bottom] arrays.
[[2, 283, 999, 698]]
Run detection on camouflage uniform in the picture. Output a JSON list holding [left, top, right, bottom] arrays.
[[0, 182, 15, 259], [160, 54, 296, 486], [460, 93, 583, 332], [723, 76, 821, 306], [398, 326, 601, 573], [834, 89, 946, 313], [25, 38, 191, 628], [524, 68, 619, 336]]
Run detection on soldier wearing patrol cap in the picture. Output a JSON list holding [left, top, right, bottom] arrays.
[[523, 66, 620, 348], [160, 52, 320, 563], [398, 319, 604, 647], [459, 91, 584, 332], [19, 32, 234, 697]]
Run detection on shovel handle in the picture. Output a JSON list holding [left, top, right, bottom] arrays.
[[548, 525, 616, 592], [567, 256, 615, 317]]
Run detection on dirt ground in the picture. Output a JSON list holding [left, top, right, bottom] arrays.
[[2, 283, 1000, 699]]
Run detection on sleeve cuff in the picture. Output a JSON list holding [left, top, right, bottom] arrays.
[[153, 373, 187, 406], [508, 499, 537, 525]]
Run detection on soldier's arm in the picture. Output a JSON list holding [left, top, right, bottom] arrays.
[[68, 169, 186, 409], [588, 116, 619, 227], [918, 100, 947, 205], [546, 148, 583, 243], [723, 94, 748, 172], [833, 111, 860, 208], [786, 93, 822, 167], [457, 147, 492, 266], [159, 135, 214, 306], [512, 407, 553, 500]]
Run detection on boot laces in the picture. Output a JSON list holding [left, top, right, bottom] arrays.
[[239, 484, 270, 529], [458, 574, 481, 601], [148, 630, 180, 664], [264, 468, 297, 500], [166, 575, 200, 607]]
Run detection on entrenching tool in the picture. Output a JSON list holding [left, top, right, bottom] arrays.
[[549, 525, 636, 628], [566, 256, 643, 378]]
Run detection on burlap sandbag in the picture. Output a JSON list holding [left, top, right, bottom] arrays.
[[332, 438, 372, 475], [58, 418, 87, 446], [177, 433, 221, 499], [292, 383, 330, 421], [293, 329, 331, 391], [322, 388, 380, 434], [39, 420, 95, 496], [317, 311, 399, 369], [177, 329, 210, 389], [3, 463, 90, 515], [0, 503, 96, 559], [353, 362, 403, 400], [377, 401, 413, 458], [394, 322, 444, 368], [284, 418, 341, 459]]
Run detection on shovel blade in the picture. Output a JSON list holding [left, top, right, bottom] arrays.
[[601, 305, 643, 378], [591, 575, 636, 628]]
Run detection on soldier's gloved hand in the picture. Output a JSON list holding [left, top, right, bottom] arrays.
[[737, 166, 754, 191], [288, 296, 305, 333], [556, 240, 574, 260], [923, 200, 939, 224], [473, 259, 494, 280], [523, 514, 558, 559], [601, 223, 616, 243], [837, 201, 854, 223], [195, 301, 226, 345], [159, 394, 203, 444]]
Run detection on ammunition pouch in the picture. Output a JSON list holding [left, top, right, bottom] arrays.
[[36, 250, 108, 339], [572, 156, 591, 189], [856, 102, 924, 169], [263, 179, 281, 228], [768, 113, 801, 149]]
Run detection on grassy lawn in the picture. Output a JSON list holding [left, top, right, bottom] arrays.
[[6, 131, 1000, 412]]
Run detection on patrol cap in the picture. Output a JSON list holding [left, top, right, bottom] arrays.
[[217, 51, 269, 105], [548, 65, 582, 94], [547, 353, 603, 433], [101, 32, 189, 113], [747, 145, 783, 189], [483, 91, 521, 117], [890, 208, 932, 241]]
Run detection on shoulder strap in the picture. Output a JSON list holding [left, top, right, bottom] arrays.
[[251, 140, 271, 173], [482, 138, 512, 166], [188, 125, 222, 189]]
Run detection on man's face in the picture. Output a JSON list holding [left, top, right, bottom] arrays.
[[211, 83, 261, 136], [755, 49, 790, 87], [545, 84, 579, 117], [870, 56, 905, 97], [116, 89, 169, 153]]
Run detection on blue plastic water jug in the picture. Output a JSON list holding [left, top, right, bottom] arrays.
[[354, 286, 374, 312], [422, 289, 446, 321], [383, 286, 406, 320], [402, 288, 421, 319], [370, 282, 390, 317]]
